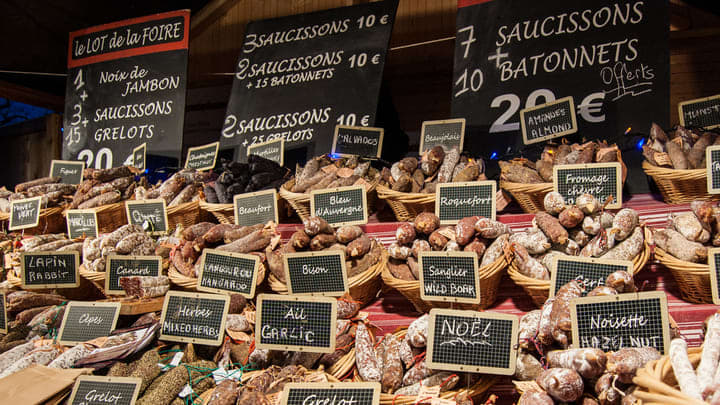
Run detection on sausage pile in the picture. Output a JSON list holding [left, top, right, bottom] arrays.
[[135, 168, 209, 206], [643, 123, 720, 169], [203, 155, 290, 204], [82, 224, 156, 273], [1, 177, 77, 212], [653, 200, 719, 263], [70, 166, 138, 209], [667, 313, 720, 403], [289, 155, 379, 193]]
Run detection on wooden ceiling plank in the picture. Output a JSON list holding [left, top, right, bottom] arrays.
[[191, 0, 245, 39]]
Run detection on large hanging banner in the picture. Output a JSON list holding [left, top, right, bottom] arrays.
[[452, 0, 669, 157], [63, 10, 189, 169]]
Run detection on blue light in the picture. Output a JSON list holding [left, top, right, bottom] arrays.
[[329, 153, 341, 159], [61, 127, 64, 132], [636, 138, 645, 151], [490, 152, 498, 160]]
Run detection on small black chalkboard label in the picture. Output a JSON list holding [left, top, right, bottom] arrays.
[[68, 376, 142, 405], [435, 181, 496, 224], [310, 185, 368, 227], [105, 255, 161, 295], [550, 256, 633, 297], [706, 145, 720, 194], [256, 294, 337, 353], [185, 141, 219, 171], [234, 189, 278, 227], [125, 199, 168, 234], [160, 291, 230, 346], [679, 94, 720, 129], [66, 209, 98, 238], [0, 292, 6, 334], [419, 118, 465, 154], [21, 251, 79, 289], [50, 160, 85, 185], [283, 251, 348, 297], [58, 301, 121, 345], [9, 196, 42, 231], [197, 249, 259, 298], [520, 96, 578, 145], [571, 291, 670, 354], [133, 143, 146, 172], [280, 382, 381, 405], [707, 248, 720, 305], [418, 251, 480, 304], [247, 138, 284, 166], [332, 125, 384, 159], [427, 308, 518, 375], [553, 162, 622, 209]]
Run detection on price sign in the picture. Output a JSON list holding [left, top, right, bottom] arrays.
[[105, 255, 161, 295], [66, 209, 98, 238], [247, 138, 284, 166], [310, 185, 368, 227], [708, 248, 720, 305], [281, 382, 380, 405], [283, 251, 348, 297], [550, 256, 633, 297], [571, 291, 670, 354], [159, 291, 230, 346], [50, 160, 85, 184], [679, 94, 720, 129], [420, 118, 465, 154], [21, 251, 79, 289], [332, 125, 384, 159], [133, 143, 146, 172], [68, 376, 142, 405], [553, 162, 622, 209], [427, 308, 518, 375], [125, 199, 168, 234], [256, 294, 337, 353], [435, 181, 496, 224], [706, 145, 720, 194], [8, 196, 42, 231], [197, 249, 260, 298], [185, 141, 219, 171], [418, 251, 480, 304], [63, 11, 189, 170], [233, 189, 278, 226], [58, 301, 121, 345], [0, 292, 6, 334], [520, 96, 577, 144]]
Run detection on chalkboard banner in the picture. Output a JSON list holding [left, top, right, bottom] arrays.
[[247, 138, 284, 166], [418, 251, 480, 304], [68, 376, 142, 405], [160, 291, 230, 346], [256, 294, 337, 353], [0, 292, 6, 334], [571, 291, 670, 354], [234, 189, 278, 227], [50, 160, 85, 185], [553, 162, 622, 209], [197, 249, 259, 298], [280, 382, 381, 405], [310, 185, 368, 227], [58, 301, 121, 345], [283, 251, 348, 297], [427, 308, 518, 375], [520, 96, 578, 145], [105, 255, 161, 295], [66, 209, 99, 238], [420, 118, 465, 154], [125, 199, 168, 234], [21, 251, 80, 289], [435, 180, 496, 224], [708, 248, 720, 305], [550, 256, 633, 297], [332, 125, 384, 159], [221, 1, 398, 162], [706, 145, 720, 194], [133, 143, 146, 172], [63, 11, 189, 169], [8, 196, 42, 231], [679, 94, 720, 129], [185, 141, 219, 171]]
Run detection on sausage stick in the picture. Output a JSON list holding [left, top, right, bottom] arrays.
[[698, 313, 720, 396], [670, 338, 703, 400]]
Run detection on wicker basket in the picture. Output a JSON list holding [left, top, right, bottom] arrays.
[[199, 201, 234, 224], [279, 177, 379, 222], [381, 252, 509, 313], [642, 161, 720, 204], [1, 206, 66, 235], [168, 262, 267, 292], [633, 347, 705, 405], [167, 200, 200, 231], [499, 181, 553, 213], [78, 263, 106, 292], [654, 247, 712, 304], [89, 201, 128, 234], [375, 185, 435, 221], [508, 228, 652, 307]]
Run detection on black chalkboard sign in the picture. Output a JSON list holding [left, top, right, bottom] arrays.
[[234, 189, 278, 226], [418, 252, 480, 305], [68, 376, 142, 405], [419, 118, 465, 154], [550, 256, 633, 297], [21, 251, 79, 289], [310, 185, 367, 227], [125, 199, 168, 234], [520, 97, 577, 145], [283, 251, 348, 297], [66, 209, 99, 238], [133, 143, 146, 172], [197, 249, 259, 298], [706, 146, 720, 194], [679, 94, 720, 129], [435, 181, 496, 224], [571, 291, 670, 354], [58, 301, 121, 345], [0, 292, 6, 334], [221, 1, 398, 162], [63, 11, 189, 169], [708, 248, 720, 305], [332, 125, 384, 159], [281, 382, 381, 405], [247, 138, 284, 166], [185, 141, 219, 171], [427, 308, 518, 375], [50, 160, 85, 185], [105, 255, 161, 295], [160, 291, 230, 346], [553, 163, 622, 209], [452, 1, 669, 161], [8, 196, 42, 231], [256, 294, 337, 353]]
